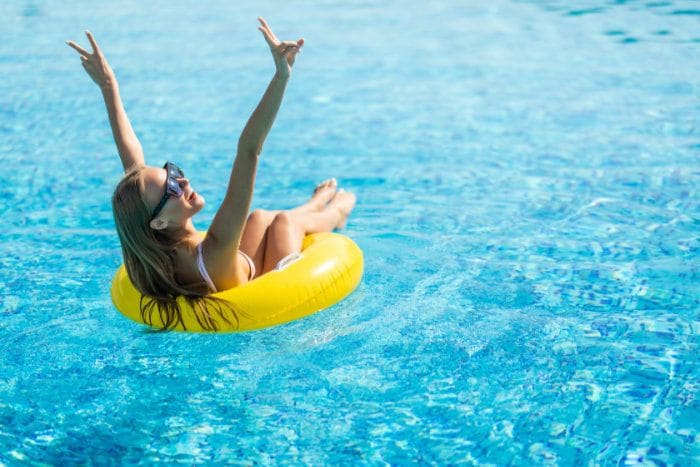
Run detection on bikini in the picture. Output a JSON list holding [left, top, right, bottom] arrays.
[[196, 243, 256, 293], [196, 242, 302, 293]]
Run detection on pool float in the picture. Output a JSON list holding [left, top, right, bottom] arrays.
[[111, 232, 363, 332]]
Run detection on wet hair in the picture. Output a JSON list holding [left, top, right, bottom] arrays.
[[111, 166, 238, 332]]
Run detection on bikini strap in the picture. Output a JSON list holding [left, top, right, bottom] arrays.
[[196, 242, 217, 293]]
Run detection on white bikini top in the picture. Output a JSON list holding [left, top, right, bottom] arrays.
[[196, 242, 217, 293]]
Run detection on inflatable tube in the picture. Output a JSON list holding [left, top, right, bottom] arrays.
[[111, 232, 363, 332]]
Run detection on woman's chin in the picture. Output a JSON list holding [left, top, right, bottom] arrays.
[[192, 196, 205, 212]]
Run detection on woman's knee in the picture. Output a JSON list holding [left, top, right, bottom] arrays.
[[270, 211, 294, 231], [247, 209, 273, 226], [264, 212, 303, 271]]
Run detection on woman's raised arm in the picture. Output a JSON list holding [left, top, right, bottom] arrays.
[[66, 31, 145, 173], [206, 18, 303, 252]]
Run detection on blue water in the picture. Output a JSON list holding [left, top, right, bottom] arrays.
[[1, 0, 698, 463]]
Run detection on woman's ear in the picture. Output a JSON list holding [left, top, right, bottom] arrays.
[[149, 218, 168, 230]]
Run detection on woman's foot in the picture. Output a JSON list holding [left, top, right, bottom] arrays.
[[301, 178, 337, 212], [327, 188, 356, 229]]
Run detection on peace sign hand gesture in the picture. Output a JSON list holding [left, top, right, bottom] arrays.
[[257, 17, 303, 79], [66, 31, 116, 89]]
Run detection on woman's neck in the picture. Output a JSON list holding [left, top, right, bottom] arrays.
[[171, 218, 202, 249]]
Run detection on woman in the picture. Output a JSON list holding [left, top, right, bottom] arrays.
[[67, 18, 356, 331]]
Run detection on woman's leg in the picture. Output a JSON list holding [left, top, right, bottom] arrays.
[[239, 206, 343, 276], [261, 190, 356, 273], [291, 178, 337, 214], [238, 179, 339, 277], [261, 210, 339, 273]]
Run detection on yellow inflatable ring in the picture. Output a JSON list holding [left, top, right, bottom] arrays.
[[111, 232, 364, 332]]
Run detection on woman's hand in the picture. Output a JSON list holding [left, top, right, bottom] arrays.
[[66, 31, 116, 89], [257, 17, 303, 79]]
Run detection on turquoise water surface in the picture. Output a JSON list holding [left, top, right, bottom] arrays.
[[1, 0, 698, 464]]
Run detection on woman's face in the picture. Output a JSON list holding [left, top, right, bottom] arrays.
[[141, 165, 205, 228]]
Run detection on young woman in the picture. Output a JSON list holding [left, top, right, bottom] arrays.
[[67, 18, 356, 330]]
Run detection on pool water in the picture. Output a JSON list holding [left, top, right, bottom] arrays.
[[1, 0, 698, 463]]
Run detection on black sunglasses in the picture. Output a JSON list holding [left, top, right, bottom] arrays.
[[151, 161, 185, 219]]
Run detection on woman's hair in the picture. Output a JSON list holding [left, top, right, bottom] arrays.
[[111, 167, 238, 332]]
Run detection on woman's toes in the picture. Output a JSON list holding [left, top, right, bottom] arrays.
[[309, 178, 338, 209], [337, 189, 356, 213], [313, 178, 337, 194], [329, 189, 356, 229]]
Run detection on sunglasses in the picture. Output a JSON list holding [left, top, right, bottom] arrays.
[[151, 161, 185, 219]]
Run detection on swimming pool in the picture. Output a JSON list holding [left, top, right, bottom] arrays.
[[1, 0, 698, 463]]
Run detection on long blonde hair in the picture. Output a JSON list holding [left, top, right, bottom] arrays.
[[111, 167, 238, 332]]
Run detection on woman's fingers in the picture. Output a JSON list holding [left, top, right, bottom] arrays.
[[258, 26, 276, 46], [66, 40, 90, 57], [276, 44, 299, 58], [257, 17, 272, 38], [276, 44, 292, 56], [66, 30, 103, 61], [257, 17, 278, 42], [275, 41, 300, 53], [258, 18, 302, 69], [85, 30, 100, 54], [287, 48, 299, 66]]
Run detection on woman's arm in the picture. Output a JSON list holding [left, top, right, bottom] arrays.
[[238, 17, 303, 156], [237, 72, 289, 156], [205, 18, 303, 259], [67, 31, 145, 173], [207, 72, 289, 250], [100, 81, 145, 172]]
